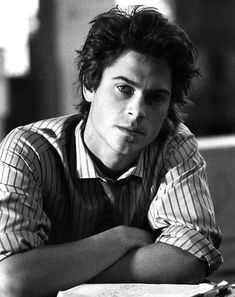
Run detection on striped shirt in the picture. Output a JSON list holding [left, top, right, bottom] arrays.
[[0, 114, 222, 274]]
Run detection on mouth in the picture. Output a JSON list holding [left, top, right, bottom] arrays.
[[117, 126, 144, 137]]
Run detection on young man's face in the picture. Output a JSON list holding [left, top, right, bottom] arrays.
[[84, 50, 171, 166]]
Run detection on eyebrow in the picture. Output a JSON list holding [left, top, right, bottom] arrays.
[[113, 76, 140, 87], [113, 75, 171, 95]]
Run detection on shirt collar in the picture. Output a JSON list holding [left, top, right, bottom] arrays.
[[75, 120, 144, 180], [75, 120, 98, 179]]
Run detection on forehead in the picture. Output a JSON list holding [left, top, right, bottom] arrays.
[[104, 50, 172, 89]]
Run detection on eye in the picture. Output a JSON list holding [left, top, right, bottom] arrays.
[[117, 85, 134, 96]]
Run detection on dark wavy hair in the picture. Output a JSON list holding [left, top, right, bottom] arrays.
[[75, 5, 200, 136]]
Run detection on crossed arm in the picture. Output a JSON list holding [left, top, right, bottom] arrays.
[[0, 225, 207, 297]]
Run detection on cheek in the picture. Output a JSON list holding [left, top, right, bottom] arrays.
[[149, 104, 169, 122], [146, 105, 169, 136], [92, 101, 119, 127]]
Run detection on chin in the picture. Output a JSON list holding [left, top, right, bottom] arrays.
[[113, 144, 142, 156]]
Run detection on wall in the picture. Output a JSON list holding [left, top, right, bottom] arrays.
[[54, 0, 115, 116], [199, 137, 235, 283]]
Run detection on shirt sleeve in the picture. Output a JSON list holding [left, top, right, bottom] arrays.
[[0, 128, 51, 261], [148, 128, 223, 275]]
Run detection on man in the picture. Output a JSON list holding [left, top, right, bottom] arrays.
[[0, 6, 222, 297]]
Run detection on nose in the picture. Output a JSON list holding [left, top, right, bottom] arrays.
[[127, 95, 146, 120]]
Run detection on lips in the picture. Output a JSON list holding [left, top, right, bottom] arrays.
[[117, 125, 144, 136]]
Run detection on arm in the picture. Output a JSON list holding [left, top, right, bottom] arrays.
[[146, 130, 223, 277], [0, 225, 154, 297], [0, 129, 153, 296], [90, 242, 207, 284], [89, 130, 221, 285]]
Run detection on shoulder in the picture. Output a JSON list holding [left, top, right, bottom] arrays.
[[0, 114, 81, 156], [150, 123, 200, 162], [163, 123, 203, 165], [24, 113, 81, 142], [167, 123, 197, 151]]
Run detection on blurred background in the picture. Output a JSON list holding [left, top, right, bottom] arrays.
[[0, 0, 235, 139], [0, 0, 235, 284]]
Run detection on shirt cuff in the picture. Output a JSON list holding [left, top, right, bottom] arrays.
[[0, 231, 45, 261], [156, 224, 223, 275]]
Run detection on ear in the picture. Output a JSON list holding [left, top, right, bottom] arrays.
[[83, 86, 94, 103]]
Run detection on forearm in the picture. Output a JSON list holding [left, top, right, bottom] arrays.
[[0, 226, 150, 297], [90, 242, 207, 284]]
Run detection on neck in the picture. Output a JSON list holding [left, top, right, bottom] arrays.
[[87, 149, 136, 179], [83, 129, 139, 179], [85, 142, 139, 179]]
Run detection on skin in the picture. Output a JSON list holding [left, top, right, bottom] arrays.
[[83, 50, 171, 176], [0, 50, 207, 297]]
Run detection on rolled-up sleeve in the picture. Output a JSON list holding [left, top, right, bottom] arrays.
[[148, 131, 223, 275], [0, 129, 51, 261]]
